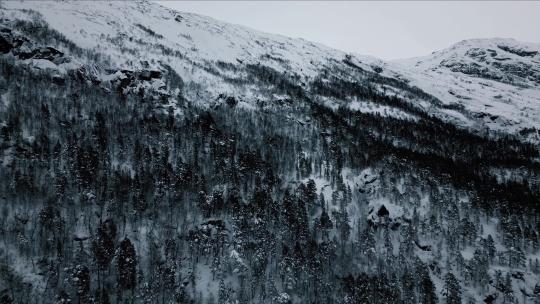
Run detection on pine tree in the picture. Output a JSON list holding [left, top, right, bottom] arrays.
[[98, 288, 110, 304], [218, 276, 229, 304], [117, 238, 137, 291], [383, 229, 393, 259], [305, 179, 318, 211], [336, 201, 351, 244], [92, 219, 116, 271], [281, 191, 297, 241], [443, 272, 461, 304], [318, 202, 333, 241], [71, 264, 90, 302], [401, 270, 417, 304], [359, 227, 376, 260], [503, 272, 515, 303], [470, 249, 489, 287], [485, 235, 496, 263], [419, 271, 438, 304]]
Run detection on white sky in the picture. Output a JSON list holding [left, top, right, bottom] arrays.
[[156, 1, 540, 60]]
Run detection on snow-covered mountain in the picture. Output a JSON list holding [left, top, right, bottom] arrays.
[[1, 0, 539, 140], [0, 1, 539, 304], [395, 38, 540, 138]]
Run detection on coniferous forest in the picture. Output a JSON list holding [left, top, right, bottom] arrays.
[[0, 2, 539, 304]]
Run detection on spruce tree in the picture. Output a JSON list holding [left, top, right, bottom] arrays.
[[117, 238, 137, 291], [443, 272, 461, 304]]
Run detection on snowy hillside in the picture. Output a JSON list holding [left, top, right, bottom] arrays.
[[2, 0, 539, 139], [0, 1, 539, 304], [394, 38, 540, 139], [1, 0, 358, 99]]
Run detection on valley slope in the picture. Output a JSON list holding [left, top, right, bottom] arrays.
[[0, 1, 539, 304]]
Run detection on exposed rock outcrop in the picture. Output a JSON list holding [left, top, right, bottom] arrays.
[[367, 201, 405, 230]]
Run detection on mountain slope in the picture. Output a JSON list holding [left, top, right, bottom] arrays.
[[394, 38, 540, 139], [0, 1, 539, 304], [2, 0, 539, 139]]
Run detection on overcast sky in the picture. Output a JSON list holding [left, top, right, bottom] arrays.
[[157, 1, 540, 60]]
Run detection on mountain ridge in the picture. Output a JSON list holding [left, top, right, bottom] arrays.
[[2, 0, 539, 141], [0, 2, 539, 303]]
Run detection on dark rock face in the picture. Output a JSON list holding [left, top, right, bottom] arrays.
[[376, 205, 389, 217], [414, 240, 432, 251], [441, 43, 540, 87], [498, 44, 539, 57], [52, 75, 65, 85], [108, 68, 168, 100], [371, 65, 383, 73], [118, 74, 134, 92], [0, 27, 69, 64], [33, 47, 64, 61], [442, 60, 500, 80], [511, 271, 525, 281], [491, 61, 540, 84], [367, 203, 403, 230], [138, 70, 152, 81], [474, 112, 501, 121], [150, 70, 161, 79], [120, 69, 134, 77], [442, 58, 539, 87], [0, 34, 12, 54], [12, 40, 35, 60], [138, 70, 162, 81], [216, 93, 239, 107], [225, 96, 238, 107], [74, 66, 101, 85], [466, 48, 492, 61]]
